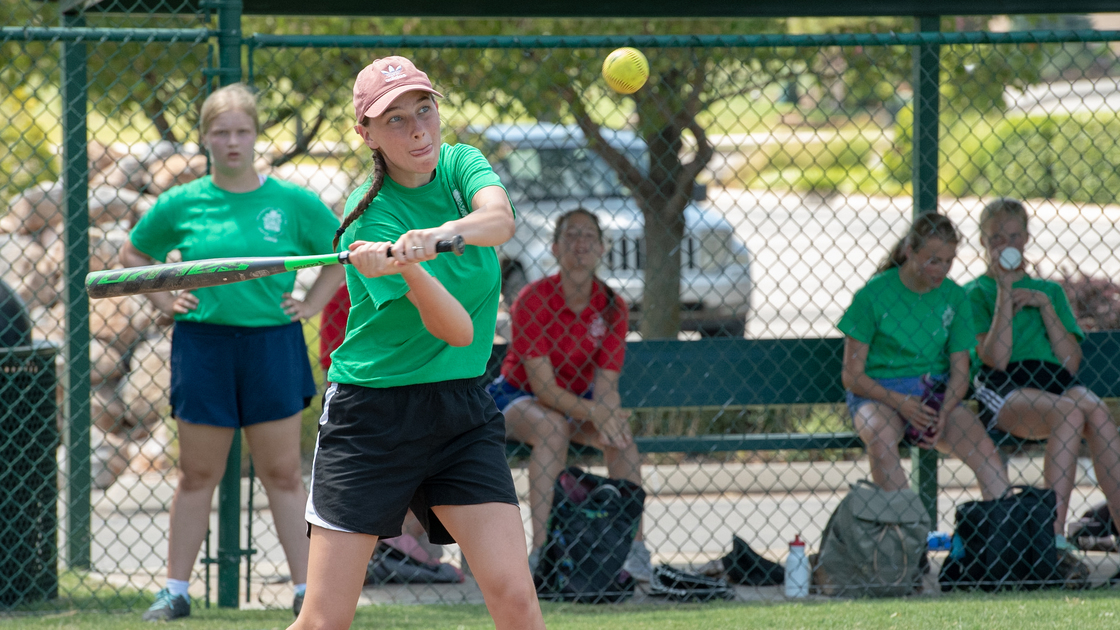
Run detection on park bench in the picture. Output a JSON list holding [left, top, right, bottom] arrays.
[[494, 330, 1120, 523]]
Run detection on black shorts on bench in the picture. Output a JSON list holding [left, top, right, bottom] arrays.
[[972, 359, 1080, 427]]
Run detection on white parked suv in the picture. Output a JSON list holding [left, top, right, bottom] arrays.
[[473, 123, 752, 337]]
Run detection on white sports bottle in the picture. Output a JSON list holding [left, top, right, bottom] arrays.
[[999, 247, 1022, 270], [785, 534, 809, 597]]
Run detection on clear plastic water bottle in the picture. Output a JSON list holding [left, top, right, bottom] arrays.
[[785, 534, 809, 598]]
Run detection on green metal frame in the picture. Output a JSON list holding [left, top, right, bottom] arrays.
[[56, 0, 1120, 18], [38, 9, 1120, 604], [61, 7, 92, 572], [245, 30, 1120, 49], [213, 0, 246, 609], [910, 15, 941, 525]]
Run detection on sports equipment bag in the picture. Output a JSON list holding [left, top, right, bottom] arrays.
[[939, 486, 1063, 591], [534, 467, 645, 603], [816, 479, 931, 597]]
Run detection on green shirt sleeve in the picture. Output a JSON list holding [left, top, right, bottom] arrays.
[[293, 187, 340, 256], [348, 217, 424, 310], [448, 144, 515, 217], [837, 284, 875, 344], [128, 192, 180, 262]]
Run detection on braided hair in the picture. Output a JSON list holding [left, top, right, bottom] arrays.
[[333, 148, 387, 251]]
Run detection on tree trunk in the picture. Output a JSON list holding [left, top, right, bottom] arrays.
[[638, 125, 686, 339], [640, 200, 684, 339]]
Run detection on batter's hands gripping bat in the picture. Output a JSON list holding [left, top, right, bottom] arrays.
[[85, 235, 465, 299]]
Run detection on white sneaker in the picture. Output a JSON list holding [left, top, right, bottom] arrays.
[[622, 539, 653, 582]]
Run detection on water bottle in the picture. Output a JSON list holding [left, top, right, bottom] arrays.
[[785, 534, 809, 598]]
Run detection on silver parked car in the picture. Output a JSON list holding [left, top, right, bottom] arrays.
[[474, 123, 751, 337]]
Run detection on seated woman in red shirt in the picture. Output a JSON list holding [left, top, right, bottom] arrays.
[[487, 208, 651, 581]]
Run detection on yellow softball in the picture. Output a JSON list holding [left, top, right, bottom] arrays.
[[602, 47, 649, 95]]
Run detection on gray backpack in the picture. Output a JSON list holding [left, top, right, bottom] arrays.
[[815, 480, 931, 597]]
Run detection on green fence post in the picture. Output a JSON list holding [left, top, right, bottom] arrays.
[[912, 16, 940, 216], [212, 0, 245, 609], [911, 14, 941, 527], [61, 6, 92, 571], [217, 431, 242, 608]]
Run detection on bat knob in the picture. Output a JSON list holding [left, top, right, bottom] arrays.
[[449, 235, 465, 255]]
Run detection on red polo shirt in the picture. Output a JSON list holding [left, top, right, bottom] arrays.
[[500, 274, 628, 396]]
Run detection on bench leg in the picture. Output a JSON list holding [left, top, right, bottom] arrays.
[[909, 446, 939, 527]]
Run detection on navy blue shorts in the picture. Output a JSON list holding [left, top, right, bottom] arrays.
[[485, 375, 592, 415], [170, 320, 317, 429]]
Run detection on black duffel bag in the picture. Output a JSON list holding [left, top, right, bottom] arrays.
[[939, 486, 1063, 591], [534, 466, 645, 603]]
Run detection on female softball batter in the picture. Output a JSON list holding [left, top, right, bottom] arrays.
[[121, 83, 344, 621], [288, 56, 545, 630]]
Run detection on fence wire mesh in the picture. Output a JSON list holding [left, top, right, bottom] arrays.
[[3, 11, 1120, 612]]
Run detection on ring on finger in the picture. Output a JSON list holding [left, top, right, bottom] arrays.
[[411, 246, 425, 252]]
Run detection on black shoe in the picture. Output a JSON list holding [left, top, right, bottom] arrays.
[[721, 535, 784, 586], [649, 565, 735, 602], [141, 588, 190, 622], [293, 592, 304, 618]]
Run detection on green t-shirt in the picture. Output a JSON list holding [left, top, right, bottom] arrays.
[[964, 274, 1084, 366], [327, 143, 513, 388], [837, 268, 976, 379], [129, 176, 340, 327]]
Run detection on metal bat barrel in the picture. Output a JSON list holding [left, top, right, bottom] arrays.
[[85, 235, 466, 299], [85, 255, 330, 298]]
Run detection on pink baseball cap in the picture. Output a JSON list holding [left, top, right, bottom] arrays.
[[353, 56, 443, 122]]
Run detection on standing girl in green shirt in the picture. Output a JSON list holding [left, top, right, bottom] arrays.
[[838, 213, 1009, 499], [290, 57, 544, 630], [967, 197, 1120, 567], [122, 84, 345, 621]]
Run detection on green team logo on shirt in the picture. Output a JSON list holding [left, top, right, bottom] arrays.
[[257, 207, 286, 242], [942, 305, 955, 332]]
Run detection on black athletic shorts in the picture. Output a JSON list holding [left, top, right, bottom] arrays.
[[306, 378, 518, 544], [972, 359, 1080, 427]]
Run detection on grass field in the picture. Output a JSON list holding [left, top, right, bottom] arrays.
[[3, 591, 1120, 630]]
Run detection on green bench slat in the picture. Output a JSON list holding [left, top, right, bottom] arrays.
[[633, 432, 862, 453], [505, 432, 863, 459]]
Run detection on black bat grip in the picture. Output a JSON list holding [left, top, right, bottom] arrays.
[[338, 235, 466, 264]]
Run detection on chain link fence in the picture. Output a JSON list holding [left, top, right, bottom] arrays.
[[4, 4, 1120, 611]]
